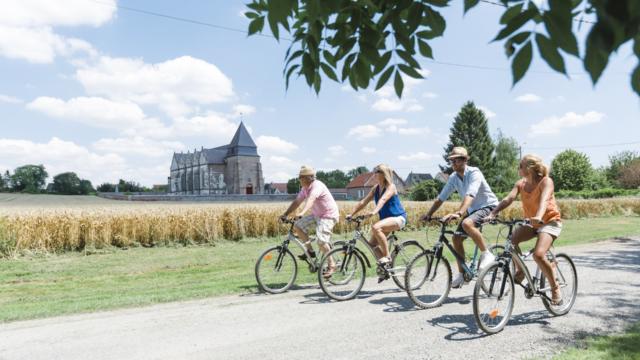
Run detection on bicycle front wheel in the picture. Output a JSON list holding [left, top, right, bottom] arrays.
[[390, 240, 425, 290], [405, 252, 452, 309], [473, 262, 515, 334], [255, 246, 298, 294], [318, 247, 366, 301], [541, 253, 578, 316]]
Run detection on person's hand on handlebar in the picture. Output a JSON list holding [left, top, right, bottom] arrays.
[[528, 216, 543, 225], [420, 213, 432, 222], [483, 212, 497, 224], [442, 212, 462, 224]]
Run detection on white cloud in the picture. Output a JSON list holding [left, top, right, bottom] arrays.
[[232, 104, 256, 117], [92, 137, 186, 158], [378, 118, 408, 132], [75, 55, 235, 117], [348, 125, 382, 140], [406, 103, 424, 112], [0, 94, 22, 104], [422, 92, 438, 99], [262, 155, 298, 182], [0, 0, 113, 63], [27, 96, 166, 132], [529, 111, 604, 137], [256, 136, 299, 154], [371, 74, 427, 113], [515, 93, 542, 103], [361, 146, 376, 154], [328, 145, 346, 156], [171, 113, 238, 140], [398, 152, 435, 161], [0, 137, 127, 185], [397, 127, 431, 136], [372, 97, 404, 112], [478, 106, 496, 119]]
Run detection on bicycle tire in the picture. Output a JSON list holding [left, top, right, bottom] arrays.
[[405, 251, 452, 309], [390, 240, 425, 290], [540, 253, 578, 316], [473, 262, 515, 334], [255, 245, 298, 294], [318, 247, 366, 301]]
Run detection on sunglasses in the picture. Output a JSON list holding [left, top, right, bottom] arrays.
[[449, 157, 466, 164]]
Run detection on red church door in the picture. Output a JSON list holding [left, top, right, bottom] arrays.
[[246, 184, 253, 195]]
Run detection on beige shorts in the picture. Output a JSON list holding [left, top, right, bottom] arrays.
[[388, 216, 406, 230], [537, 221, 562, 238], [295, 215, 337, 245]]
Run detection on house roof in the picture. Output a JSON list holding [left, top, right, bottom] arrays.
[[270, 182, 288, 193], [347, 171, 407, 189], [405, 172, 433, 186], [226, 122, 258, 157]]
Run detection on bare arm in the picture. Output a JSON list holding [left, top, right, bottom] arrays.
[[490, 182, 520, 216], [370, 184, 397, 214], [423, 199, 443, 220], [283, 197, 304, 217], [533, 177, 554, 222], [348, 187, 375, 216]]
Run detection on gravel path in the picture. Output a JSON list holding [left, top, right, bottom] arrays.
[[1, 236, 639, 360]]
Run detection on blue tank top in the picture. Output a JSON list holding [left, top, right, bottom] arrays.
[[374, 185, 407, 221]]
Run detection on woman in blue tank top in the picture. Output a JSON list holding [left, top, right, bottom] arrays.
[[347, 164, 407, 270]]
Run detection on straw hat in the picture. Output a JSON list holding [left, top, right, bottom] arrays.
[[299, 165, 315, 176], [448, 146, 469, 160]]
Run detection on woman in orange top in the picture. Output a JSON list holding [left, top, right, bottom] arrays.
[[484, 154, 563, 305]]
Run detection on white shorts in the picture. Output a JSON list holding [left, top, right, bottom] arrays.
[[294, 215, 337, 245], [537, 221, 562, 238], [388, 216, 406, 230]]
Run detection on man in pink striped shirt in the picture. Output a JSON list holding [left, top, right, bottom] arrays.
[[282, 165, 339, 275]]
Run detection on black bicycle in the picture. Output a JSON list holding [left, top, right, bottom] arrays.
[[255, 217, 344, 294], [473, 219, 578, 334], [404, 218, 504, 309], [317, 215, 425, 301]]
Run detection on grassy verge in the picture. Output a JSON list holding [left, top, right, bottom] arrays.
[[1, 216, 639, 323], [552, 322, 640, 359]]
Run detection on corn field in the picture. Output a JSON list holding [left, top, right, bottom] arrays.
[[0, 198, 639, 256]]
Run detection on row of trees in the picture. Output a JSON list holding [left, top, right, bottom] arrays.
[[286, 166, 369, 193], [96, 180, 152, 193], [0, 165, 95, 195]]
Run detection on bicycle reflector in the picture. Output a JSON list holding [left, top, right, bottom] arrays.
[[489, 309, 499, 319], [264, 254, 273, 261]]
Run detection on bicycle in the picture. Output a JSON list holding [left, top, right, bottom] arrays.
[[404, 217, 505, 309], [255, 217, 345, 294], [472, 218, 578, 334], [317, 215, 425, 301]]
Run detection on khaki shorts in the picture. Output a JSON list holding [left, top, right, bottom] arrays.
[[295, 215, 337, 245], [537, 221, 562, 238], [387, 216, 406, 230]]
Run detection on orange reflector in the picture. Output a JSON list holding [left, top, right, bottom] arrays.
[[489, 309, 499, 319], [264, 254, 273, 261]]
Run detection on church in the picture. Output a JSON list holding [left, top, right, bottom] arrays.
[[168, 122, 264, 195]]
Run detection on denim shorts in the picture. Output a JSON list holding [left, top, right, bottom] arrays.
[[454, 206, 495, 238]]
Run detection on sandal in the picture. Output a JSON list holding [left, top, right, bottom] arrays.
[[322, 265, 336, 279], [550, 284, 564, 306], [513, 270, 525, 285]]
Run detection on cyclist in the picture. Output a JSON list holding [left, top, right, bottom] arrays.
[[347, 164, 407, 282], [281, 165, 340, 277], [484, 154, 563, 305], [421, 146, 499, 288]]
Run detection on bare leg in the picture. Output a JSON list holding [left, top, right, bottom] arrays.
[[452, 234, 465, 273], [461, 218, 487, 252], [510, 225, 536, 277], [371, 218, 401, 261], [532, 232, 559, 300], [293, 225, 312, 253]]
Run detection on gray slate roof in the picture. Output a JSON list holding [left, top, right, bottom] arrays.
[[405, 172, 433, 186]]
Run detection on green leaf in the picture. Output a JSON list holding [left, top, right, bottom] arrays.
[[535, 33, 566, 74], [634, 37, 640, 57], [354, 58, 371, 89], [320, 63, 338, 82], [313, 72, 321, 94], [418, 39, 434, 59], [396, 49, 420, 68], [399, 64, 424, 79], [511, 41, 532, 86], [248, 16, 265, 36], [245, 12, 259, 20], [632, 64, 640, 96], [267, 14, 280, 40], [584, 27, 611, 84], [416, 30, 439, 40], [394, 70, 404, 98], [285, 64, 300, 90], [424, 0, 449, 8], [323, 50, 336, 68], [375, 66, 394, 90], [425, 8, 446, 37], [500, 3, 524, 25], [464, 0, 480, 14], [373, 50, 392, 74], [543, 13, 579, 56], [284, 50, 304, 69], [493, 9, 536, 42]]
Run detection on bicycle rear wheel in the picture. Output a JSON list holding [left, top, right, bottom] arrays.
[[318, 247, 366, 301], [404, 252, 452, 309], [541, 253, 577, 316], [390, 240, 425, 290], [473, 262, 515, 334], [255, 246, 298, 294]]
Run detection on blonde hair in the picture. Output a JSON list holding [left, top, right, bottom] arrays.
[[521, 154, 548, 178], [373, 164, 394, 188]]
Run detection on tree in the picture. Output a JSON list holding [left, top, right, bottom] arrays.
[[588, 166, 611, 190], [286, 177, 300, 194], [97, 183, 116, 192], [246, 1, 640, 97], [441, 101, 494, 174], [490, 131, 520, 193], [117, 179, 147, 193], [11, 165, 48, 193], [316, 169, 350, 188], [52, 172, 82, 195], [618, 159, 640, 189], [410, 179, 444, 201], [347, 166, 369, 180], [606, 150, 640, 186], [79, 180, 95, 195], [550, 149, 593, 191]]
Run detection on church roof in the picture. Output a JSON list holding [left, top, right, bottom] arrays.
[[226, 122, 259, 157]]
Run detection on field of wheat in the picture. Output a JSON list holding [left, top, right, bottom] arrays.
[[0, 194, 638, 256]]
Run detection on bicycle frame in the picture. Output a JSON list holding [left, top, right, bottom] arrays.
[[275, 220, 323, 272], [338, 217, 401, 270], [428, 220, 485, 280]]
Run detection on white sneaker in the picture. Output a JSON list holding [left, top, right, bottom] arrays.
[[479, 251, 496, 271], [451, 273, 468, 288]]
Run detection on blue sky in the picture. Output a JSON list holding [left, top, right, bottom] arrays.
[[0, 0, 638, 187]]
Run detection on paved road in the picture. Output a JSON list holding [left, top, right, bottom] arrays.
[[1, 237, 639, 360]]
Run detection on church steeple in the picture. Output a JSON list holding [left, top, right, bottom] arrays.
[[226, 122, 259, 157]]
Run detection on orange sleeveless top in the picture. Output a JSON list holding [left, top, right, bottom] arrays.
[[517, 177, 561, 228]]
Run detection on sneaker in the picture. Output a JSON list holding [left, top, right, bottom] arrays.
[[479, 251, 496, 271], [298, 251, 316, 261], [451, 273, 468, 288]]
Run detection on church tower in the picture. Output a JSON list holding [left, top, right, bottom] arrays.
[[224, 122, 264, 194]]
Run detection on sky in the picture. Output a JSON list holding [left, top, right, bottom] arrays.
[[0, 0, 638, 187]]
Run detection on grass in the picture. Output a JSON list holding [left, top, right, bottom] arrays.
[[552, 322, 640, 360], [0, 216, 639, 323]]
